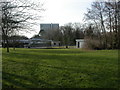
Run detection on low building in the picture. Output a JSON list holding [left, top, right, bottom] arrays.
[[27, 38, 60, 48], [1, 39, 30, 48], [76, 39, 85, 48], [51, 41, 60, 47]]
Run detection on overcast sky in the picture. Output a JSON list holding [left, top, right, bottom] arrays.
[[40, 0, 94, 25], [26, 0, 95, 38]]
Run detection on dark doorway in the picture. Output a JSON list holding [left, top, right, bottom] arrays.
[[78, 42, 79, 48]]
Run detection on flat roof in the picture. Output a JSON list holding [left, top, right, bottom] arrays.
[[76, 39, 84, 42], [40, 23, 59, 25]]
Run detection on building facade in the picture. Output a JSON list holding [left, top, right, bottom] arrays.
[[40, 23, 59, 31], [76, 39, 85, 48]]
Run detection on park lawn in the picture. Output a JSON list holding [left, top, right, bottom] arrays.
[[2, 48, 118, 88]]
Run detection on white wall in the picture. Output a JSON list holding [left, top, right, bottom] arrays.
[[76, 40, 85, 48]]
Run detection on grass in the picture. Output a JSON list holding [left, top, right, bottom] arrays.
[[2, 48, 118, 88]]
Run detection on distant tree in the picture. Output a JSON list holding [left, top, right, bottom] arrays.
[[84, 24, 94, 38], [118, 1, 120, 49], [84, 0, 119, 49], [9, 35, 29, 50], [73, 23, 84, 39], [85, 1, 108, 48], [9, 35, 28, 40], [51, 29, 63, 43], [60, 24, 74, 48]]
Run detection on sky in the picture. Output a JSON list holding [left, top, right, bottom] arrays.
[[25, 0, 95, 38], [40, 0, 95, 25]]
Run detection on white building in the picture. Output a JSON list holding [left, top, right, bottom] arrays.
[[51, 41, 60, 47], [76, 39, 85, 48], [28, 38, 60, 48]]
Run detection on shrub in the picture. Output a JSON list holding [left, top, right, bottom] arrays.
[[83, 38, 103, 50]]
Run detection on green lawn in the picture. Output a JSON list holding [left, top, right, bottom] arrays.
[[2, 48, 118, 88]]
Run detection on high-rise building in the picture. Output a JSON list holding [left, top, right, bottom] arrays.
[[40, 23, 59, 31]]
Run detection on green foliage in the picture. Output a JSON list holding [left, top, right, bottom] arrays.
[[2, 48, 118, 88]]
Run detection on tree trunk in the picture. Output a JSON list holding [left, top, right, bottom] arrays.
[[99, 33, 102, 49], [3, 39, 6, 48], [99, 10, 107, 49], [6, 39, 9, 53], [13, 39, 16, 50], [108, 10, 113, 49]]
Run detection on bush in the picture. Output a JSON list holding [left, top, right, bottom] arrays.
[[83, 39, 103, 50]]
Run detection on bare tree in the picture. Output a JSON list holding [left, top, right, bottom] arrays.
[[84, 0, 119, 49], [60, 24, 74, 48], [73, 23, 84, 40], [1, 0, 44, 52]]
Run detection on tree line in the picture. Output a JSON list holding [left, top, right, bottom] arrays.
[[84, 0, 119, 49], [1, 0, 119, 52], [42, 0, 119, 49]]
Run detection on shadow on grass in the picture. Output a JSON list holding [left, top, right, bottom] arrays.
[[3, 51, 114, 63], [5, 60, 82, 73], [2, 72, 60, 88], [5, 60, 100, 81]]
